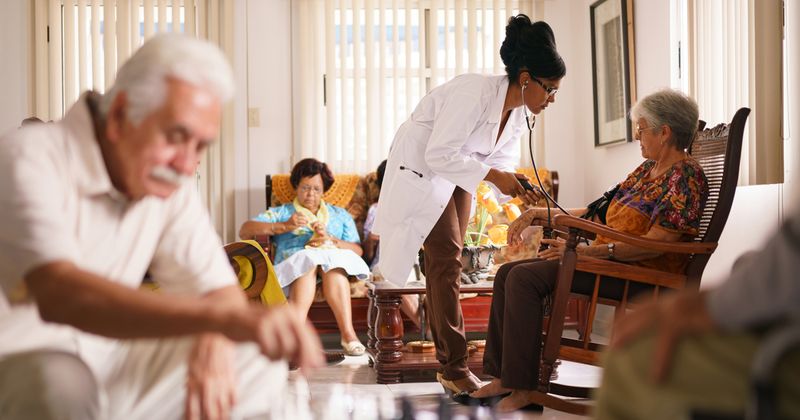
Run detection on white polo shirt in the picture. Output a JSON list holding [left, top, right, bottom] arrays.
[[0, 94, 236, 373]]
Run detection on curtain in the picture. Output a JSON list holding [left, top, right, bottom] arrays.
[[31, 0, 236, 239], [292, 0, 543, 174], [688, 0, 783, 185]]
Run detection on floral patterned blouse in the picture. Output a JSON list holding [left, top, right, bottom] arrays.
[[252, 203, 361, 264], [596, 158, 709, 273]]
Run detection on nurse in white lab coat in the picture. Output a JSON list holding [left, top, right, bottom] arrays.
[[373, 15, 566, 395]]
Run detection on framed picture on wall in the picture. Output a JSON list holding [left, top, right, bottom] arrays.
[[590, 0, 636, 147]]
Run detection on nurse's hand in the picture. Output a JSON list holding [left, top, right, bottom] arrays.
[[514, 174, 545, 206], [485, 169, 541, 205]]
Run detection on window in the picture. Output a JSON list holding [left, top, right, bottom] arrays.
[[31, 0, 235, 238], [292, 1, 541, 173], [671, 0, 785, 185], [31, 0, 211, 120]]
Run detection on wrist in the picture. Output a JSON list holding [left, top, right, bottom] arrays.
[[273, 222, 285, 235], [606, 242, 616, 259], [484, 168, 499, 184]]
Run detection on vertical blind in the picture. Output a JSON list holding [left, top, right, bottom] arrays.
[[31, 0, 238, 241], [688, 0, 784, 185], [32, 0, 217, 120], [293, 0, 544, 174]]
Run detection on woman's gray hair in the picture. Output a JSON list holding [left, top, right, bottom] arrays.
[[99, 34, 234, 125], [630, 89, 699, 150]]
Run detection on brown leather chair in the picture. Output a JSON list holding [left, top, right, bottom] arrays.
[[534, 108, 750, 414]]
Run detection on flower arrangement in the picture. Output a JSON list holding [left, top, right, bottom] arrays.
[[464, 182, 523, 247]]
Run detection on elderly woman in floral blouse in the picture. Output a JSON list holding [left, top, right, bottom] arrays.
[[469, 89, 709, 411], [240, 158, 369, 356]]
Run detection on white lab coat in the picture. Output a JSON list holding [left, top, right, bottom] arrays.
[[373, 74, 525, 286]]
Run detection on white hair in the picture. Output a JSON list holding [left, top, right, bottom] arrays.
[[630, 88, 699, 150], [99, 34, 234, 125]]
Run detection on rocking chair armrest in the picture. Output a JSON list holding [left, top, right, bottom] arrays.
[[533, 220, 597, 241], [553, 214, 717, 255]]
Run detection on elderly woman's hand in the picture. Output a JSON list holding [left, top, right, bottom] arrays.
[[507, 209, 537, 245], [285, 212, 309, 231], [310, 221, 329, 237], [307, 221, 337, 248], [539, 237, 570, 261]]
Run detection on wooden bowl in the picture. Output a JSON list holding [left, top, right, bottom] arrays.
[[407, 340, 435, 353], [467, 339, 486, 351]]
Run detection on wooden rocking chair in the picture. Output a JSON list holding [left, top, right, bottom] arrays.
[[534, 108, 750, 415]]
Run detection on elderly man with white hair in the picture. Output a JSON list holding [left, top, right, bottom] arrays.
[[0, 34, 323, 420]]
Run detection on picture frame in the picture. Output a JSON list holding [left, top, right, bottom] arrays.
[[590, 0, 636, 147]]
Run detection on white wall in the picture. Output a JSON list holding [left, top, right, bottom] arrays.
[[542, 0, 672, 208], [232, 0, 295, 234], [0, 0, 29, 135]]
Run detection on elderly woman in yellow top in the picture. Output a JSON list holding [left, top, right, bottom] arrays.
[[240, 158, 369, 356]]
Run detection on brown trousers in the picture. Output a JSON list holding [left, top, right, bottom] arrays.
[[482, 258, 653, 389], [423, 186, 472, 380]]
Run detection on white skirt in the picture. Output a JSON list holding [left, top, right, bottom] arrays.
[[274, 248, 371, 291]]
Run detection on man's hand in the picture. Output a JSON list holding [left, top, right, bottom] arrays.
[[226, 304, 324, 372], [284, 213, 309, 231], [186, 334, 237, 420], [611, 291, 716, 382]]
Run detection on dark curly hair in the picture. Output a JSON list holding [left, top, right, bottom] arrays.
[[290, 158, 335, 192], [376, 159, 387, 189], [499, 14, 566, 82]]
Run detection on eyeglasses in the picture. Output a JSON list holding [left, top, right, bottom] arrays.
[[634, 124, 658, 139], [530, 76, 558, 98], [298, 185, 323, 194]]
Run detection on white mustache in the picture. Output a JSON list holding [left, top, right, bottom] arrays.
[[150, 166, 193, 187]]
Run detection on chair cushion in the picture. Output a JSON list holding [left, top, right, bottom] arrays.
[[271, 173, 362, 208]]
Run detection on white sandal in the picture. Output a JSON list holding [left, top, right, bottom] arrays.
[[340, 339, 366, 356]]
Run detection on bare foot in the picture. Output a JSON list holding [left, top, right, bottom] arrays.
[[469, 378, 511, 399], [495, 390, 542, 413]]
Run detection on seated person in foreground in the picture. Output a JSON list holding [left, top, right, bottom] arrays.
[[240, 158, 369, 356], [470, 89, 709, 412], [0, 35, 322, 420], [594, 210, 800, 419]]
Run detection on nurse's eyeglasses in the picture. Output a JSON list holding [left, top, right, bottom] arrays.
[[530, 76, 558, 98]]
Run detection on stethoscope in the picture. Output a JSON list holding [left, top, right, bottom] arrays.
[[520, 80, 569, 230]]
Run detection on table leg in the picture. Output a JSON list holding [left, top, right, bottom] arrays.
[[367, 288, 377, 350], [374, 293, 403, 384]]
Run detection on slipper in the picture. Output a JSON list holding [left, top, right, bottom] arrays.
[[340, 339, 366, 356]]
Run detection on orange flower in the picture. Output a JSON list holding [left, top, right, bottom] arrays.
[[488, 224, 509, 246], [503, 203, 521, 222]]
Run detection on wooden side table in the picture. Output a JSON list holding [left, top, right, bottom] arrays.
[[365, 281, 494, 384]]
